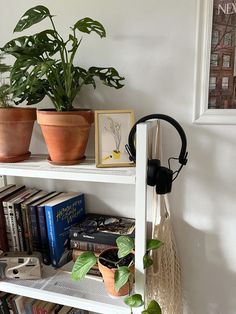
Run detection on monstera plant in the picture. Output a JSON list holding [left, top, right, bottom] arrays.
[[2, 5, 124, 165], [0, 52, 36, 163]]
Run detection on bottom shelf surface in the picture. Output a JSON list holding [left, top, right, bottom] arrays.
[[0, 262, 129, 314]]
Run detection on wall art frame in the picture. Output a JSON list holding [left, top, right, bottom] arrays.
[[194, 0, 236, 124], [95, 109, 135, 168]]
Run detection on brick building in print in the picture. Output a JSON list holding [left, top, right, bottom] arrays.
[[209, 0, 236, 108]]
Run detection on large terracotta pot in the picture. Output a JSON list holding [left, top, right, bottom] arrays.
[[37, 109, 94, 165], [0, 107, 36, 162], [98, 248, 134, 297]]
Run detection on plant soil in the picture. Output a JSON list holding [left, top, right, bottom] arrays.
[[99, 249, 134, 269]]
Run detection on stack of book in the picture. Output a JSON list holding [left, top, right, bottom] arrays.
[[0, 292, 88, 314], [0, 185, 85, 268], [69, 213, 135, 277]]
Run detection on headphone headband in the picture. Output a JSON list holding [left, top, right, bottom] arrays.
[[128, 114, 188, 165]]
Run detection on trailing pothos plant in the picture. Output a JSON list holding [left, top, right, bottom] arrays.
[[2, 5, 124, 111], [72, 235, 163, 314], [0, 53, 12, 108]]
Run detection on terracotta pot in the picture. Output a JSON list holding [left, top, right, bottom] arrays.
[[37, 109, 94, 165], [0, 107, 36, 162], [98, 248, 134, 297]]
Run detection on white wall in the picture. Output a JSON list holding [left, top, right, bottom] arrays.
[[1, 1, 236, 313]]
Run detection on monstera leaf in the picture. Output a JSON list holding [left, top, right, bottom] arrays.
[[14, 5, 51, 32], [88, 67, 125, 89], [74, 17, 106, 38], [3, 30, 61, 58]]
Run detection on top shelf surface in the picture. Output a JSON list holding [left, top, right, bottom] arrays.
[[0, 155, 136, 185]]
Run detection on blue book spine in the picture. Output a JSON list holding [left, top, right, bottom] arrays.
[[45, 194, 85, 268], [37, 205, 51, 265]]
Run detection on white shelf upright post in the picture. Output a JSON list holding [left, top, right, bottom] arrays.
[[135, 123, 148, 301]]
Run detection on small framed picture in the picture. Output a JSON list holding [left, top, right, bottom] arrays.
[[95, 110, 135, 167]]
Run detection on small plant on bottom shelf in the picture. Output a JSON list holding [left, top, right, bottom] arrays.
[[71, 235, 163, 313]]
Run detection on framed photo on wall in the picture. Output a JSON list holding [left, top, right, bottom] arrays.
[[95, 110, 135, 167], [194, 0, 236, 124]]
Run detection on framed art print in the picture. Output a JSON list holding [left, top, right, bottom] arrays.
[[95, 110, 135, 167], [194, 0, 236, 124]]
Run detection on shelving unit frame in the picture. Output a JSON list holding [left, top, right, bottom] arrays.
[[0, 123, 149, 314]]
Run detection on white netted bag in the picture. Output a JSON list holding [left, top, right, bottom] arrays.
[[146, 194, 183, 314]]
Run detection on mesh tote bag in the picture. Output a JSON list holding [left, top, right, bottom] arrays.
[[146, 194, 183, 314]]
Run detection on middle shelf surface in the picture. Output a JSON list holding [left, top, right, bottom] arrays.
[[0, 262, 129, 314]]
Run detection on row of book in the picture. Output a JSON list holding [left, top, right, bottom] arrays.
[[0, 185, 85, 268], [0, 291, 88, 314], [69, 213, 135, 277]]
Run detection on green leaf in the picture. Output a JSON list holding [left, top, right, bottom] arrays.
[[143, 253, 153, 269], [142, 300, 162, 314], [14, 5, 51, 32], [3, 30, 60, 58], [71, 252, 97, 281], [74, 17, 106, 38], [116, 236, 134, 258], [114, 266, 131, 292], [124, 294, 144, 308], [146, 239, 164, 252], [88, 67, 125, 89]]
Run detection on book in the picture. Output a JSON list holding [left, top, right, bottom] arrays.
[[14, 295, 29, 314], [15, 190, 47, 251], [44, 192, 85, 268], [57, 306, 72, 314], [34, 192, 62, 264], [0, 185, 25, 251], [6, 188, 39, 251], [69, 213, 135, 245], [40, 302, 57, 314], [32, 299, 43, 314], [25, 297, 35, 314], [70, 239, 113, 253], [21, 191, 56, 253], [0, 292, 10, 314], [2, 186, 27, 251]]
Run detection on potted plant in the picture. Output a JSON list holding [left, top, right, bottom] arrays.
[[0, 53, 36, 162], [72, 235, 163, 313], [2, 5, 124, 165]]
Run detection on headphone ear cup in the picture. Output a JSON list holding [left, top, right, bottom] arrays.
[[155, 167, 173, 194], [147, 159, 161, 186]]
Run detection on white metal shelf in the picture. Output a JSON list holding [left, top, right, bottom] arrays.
[[0, 154, 136, 185], [0, 123, 149, 314], [0, 263, 129, 314]]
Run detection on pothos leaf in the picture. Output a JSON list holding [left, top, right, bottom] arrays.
[[114, 266, 131, 292], [71, 252, 97, 281], [116, 236, 134, 258], [142, 300, 162, 314], [143, 253, 153, 269], [14, 5, 51, 32], [124, 294, 144, 308], [146, 239, 164, 252]]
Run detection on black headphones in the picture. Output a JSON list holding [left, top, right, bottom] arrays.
[[126, 114, 188, 194]]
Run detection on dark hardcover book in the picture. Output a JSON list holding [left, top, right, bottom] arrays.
[[1, 186, 26, 251], [0, 292, 10, 314], [22, 191, 56, 253], [7, 189, 39, 251], [44, 192, 85, 268], [15, 190, 46, 251], [70, 239, 113, 253], [69, 213, 135, 246], [16, 190, 51, 252], [33, 191, 62, 264]]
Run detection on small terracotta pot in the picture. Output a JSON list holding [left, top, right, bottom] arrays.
[[98, 248, 134, 297], [0, 107, 36, 162], [37, 109, 94, 165]]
